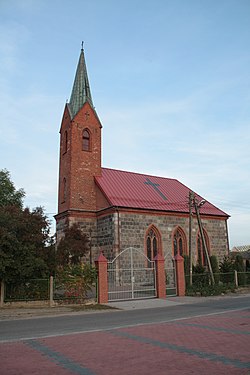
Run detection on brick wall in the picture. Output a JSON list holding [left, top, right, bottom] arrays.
[[58, 105, 72, 212], [58, 101, 102, 215]]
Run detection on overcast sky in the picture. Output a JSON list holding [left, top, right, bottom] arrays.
[[0, 0, 249, 248]]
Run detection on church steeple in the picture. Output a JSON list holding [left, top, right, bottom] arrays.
[[68, 45, 93, 119], [57, 46, 102, 219]]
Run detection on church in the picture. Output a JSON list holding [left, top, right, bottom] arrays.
[[55, 47, 229, 274]]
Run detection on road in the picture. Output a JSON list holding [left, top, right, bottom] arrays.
[[0, 295, 249, 342]]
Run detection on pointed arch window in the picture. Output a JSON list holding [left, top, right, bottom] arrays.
[[62, 178, 66, 203], [197, 231, 210, 267], [82, 129, 91, 151], [146, 226, 161, 266], [173, 227, 187, 257], [63, 130, 68, 154], [147, 229, 158, 263]]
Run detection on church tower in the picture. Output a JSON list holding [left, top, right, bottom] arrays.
[[56, 47, 102, 239]]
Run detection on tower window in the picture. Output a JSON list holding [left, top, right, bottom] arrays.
[[63, 130, 68, 154], [82, 129, 91, 151], [62, 178, 66, 203]]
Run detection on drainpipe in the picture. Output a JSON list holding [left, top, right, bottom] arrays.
[[225, 219, 230, 256], [114, 207, 120, 258], [117, 208, 120, 254]]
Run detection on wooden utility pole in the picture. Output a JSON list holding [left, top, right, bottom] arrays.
[[193, 197, 215, 285]]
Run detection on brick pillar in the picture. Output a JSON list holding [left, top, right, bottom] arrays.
[[154, 254, 166, 299], [174, 254, 185, 296], [95, 252, 108, 304]]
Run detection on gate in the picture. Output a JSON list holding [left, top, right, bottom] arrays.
[[165, 258, 177, 296], [108, 247, 156, 301]]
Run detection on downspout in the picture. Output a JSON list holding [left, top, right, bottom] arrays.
[[225, 218, 230, 256], [116, 207, 120, 255], [114, 207, 120, 258]]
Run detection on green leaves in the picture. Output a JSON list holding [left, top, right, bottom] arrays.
[[0, 169, 25, 208], [0, 170, 55, 282], [56, 223, 89, 266]]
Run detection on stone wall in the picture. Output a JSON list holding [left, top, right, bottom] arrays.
[[96, 214, 115, 260], [118, 211, 228, 268], [56, 209, 229, 269]]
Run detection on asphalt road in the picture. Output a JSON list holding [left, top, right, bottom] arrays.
[[0, 295, 249, 343]]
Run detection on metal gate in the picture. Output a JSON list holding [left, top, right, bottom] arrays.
[[165, 258, 177, 296], [108, 247, 156, 301]]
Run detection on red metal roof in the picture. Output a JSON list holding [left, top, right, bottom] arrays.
[[95, 168, 228, 217]]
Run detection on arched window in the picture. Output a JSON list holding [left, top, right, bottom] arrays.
[[173, 227, 187, 257], [62, 178, 66, 203], [82, 129, 90, 151], [63, 130, 68, 154], [197, 231, 210, 266], [146, 226, 161, 265]]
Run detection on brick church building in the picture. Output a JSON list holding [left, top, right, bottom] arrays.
[[55, 48, 230, 270]]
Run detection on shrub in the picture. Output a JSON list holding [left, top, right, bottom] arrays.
[[234, 255, 246, 286], [186, 283, 235, 297], [219, 256, 235, 284], [54, 263, 96, 303]]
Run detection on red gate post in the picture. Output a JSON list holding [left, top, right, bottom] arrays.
[[154, 254, 166, 299], [95, 252, 108, 304], [174, 254, 186, 296]]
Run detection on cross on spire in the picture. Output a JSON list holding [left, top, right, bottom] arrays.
[[144, 178, 167, 201]]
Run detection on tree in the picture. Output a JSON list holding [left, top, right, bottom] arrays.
[[41, 235, 56, 276], [0, 169, 25, 208], [0, 205, 52, 282], [0, 170, 54, 282], [56, 223, 89, 266]]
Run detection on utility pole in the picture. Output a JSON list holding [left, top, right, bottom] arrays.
[[189, 191, 194, 285], [193, 197, 215, 285]]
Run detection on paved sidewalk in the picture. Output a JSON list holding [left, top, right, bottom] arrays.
[[107, 292, 250, 310], [107, 296, 189, 310]]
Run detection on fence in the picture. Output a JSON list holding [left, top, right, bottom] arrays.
[[1, 271, 250, 307], [0, 276, 97, 307], [185, 270, 250, 295]]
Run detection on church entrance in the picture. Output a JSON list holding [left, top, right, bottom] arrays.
[[107, 247, 156, 301]]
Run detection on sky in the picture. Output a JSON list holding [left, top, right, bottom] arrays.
[[0, 0, 249, 248]]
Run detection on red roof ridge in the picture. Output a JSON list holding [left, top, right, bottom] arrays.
[[101, 166, 178, 182]]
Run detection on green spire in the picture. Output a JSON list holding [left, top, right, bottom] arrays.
[[68, 47, 93, 118]]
